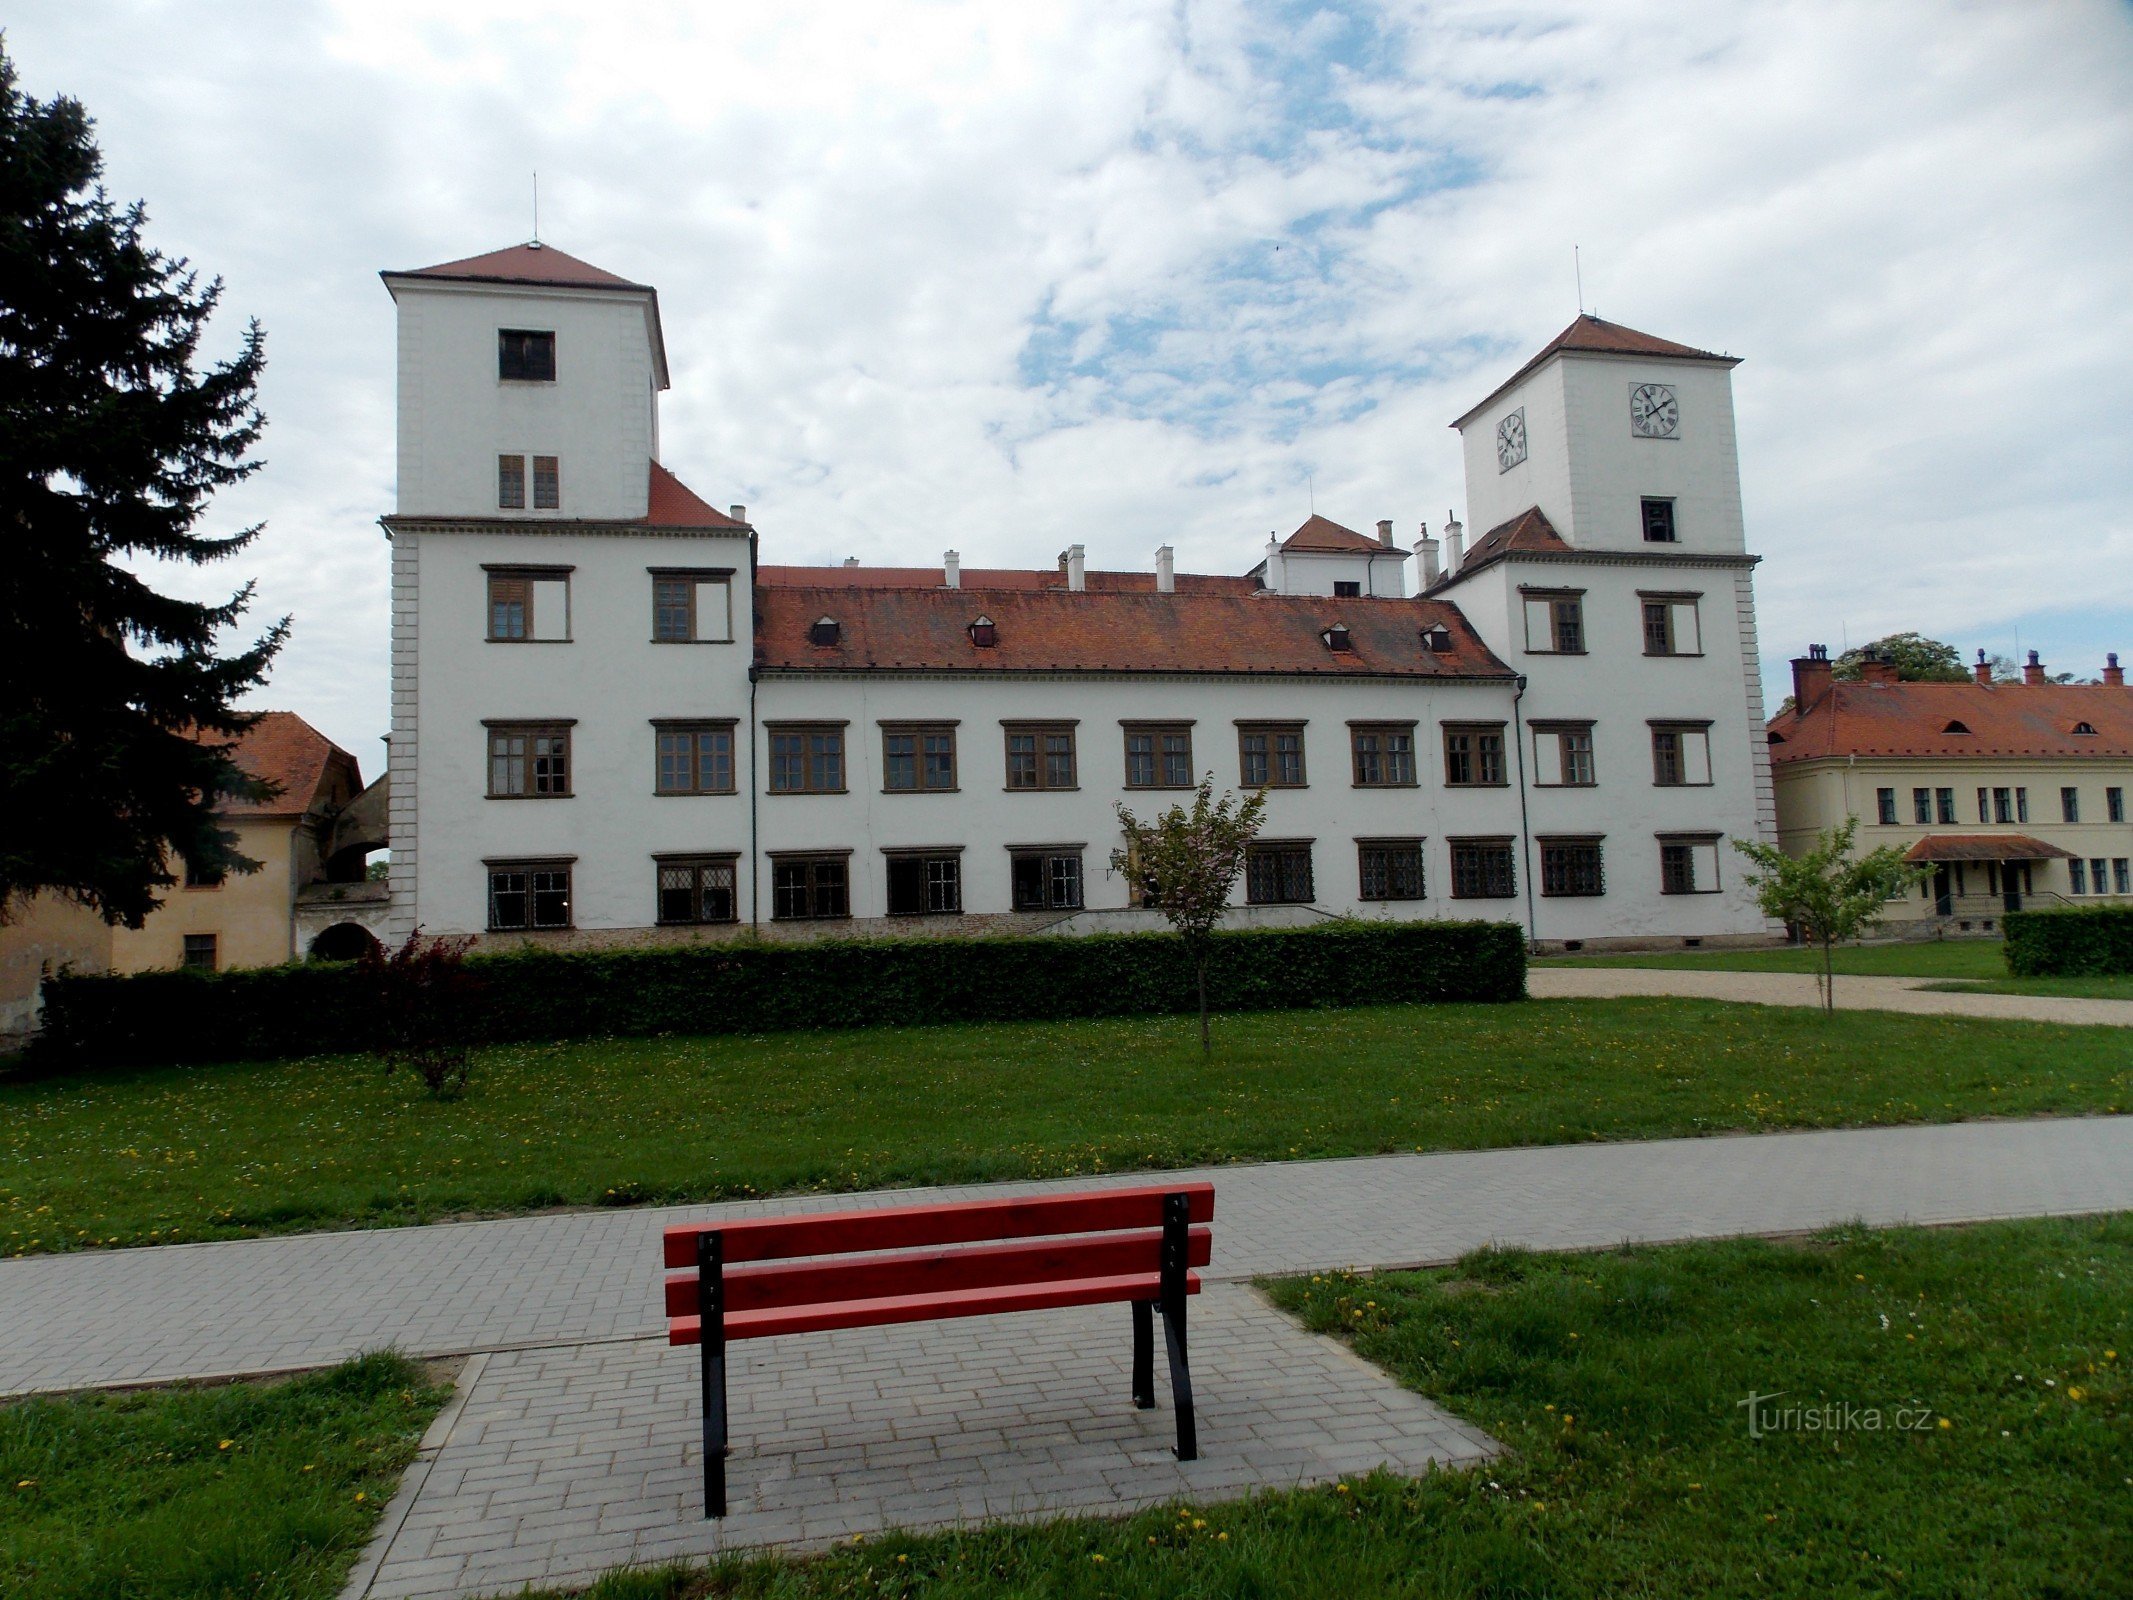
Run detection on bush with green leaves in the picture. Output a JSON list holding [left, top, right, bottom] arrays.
[[2003, 906, 2133, 977]]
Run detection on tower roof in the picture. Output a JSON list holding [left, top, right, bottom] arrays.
[[1452, 314, 1740, 429], [1279, 515, 1389, 555], [384, 241, 651, 292]]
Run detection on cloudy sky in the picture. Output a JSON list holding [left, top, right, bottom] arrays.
[[11, 0, 2133, 764]]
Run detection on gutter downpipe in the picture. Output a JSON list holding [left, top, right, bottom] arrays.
[[1512, 673, 1538, 949], [747, 523, 762, 932]]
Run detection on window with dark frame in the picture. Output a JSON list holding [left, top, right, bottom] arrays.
[[498, 453, 527, 510], [1011, 849, 1085, 911], [1246, 842, 1314, 905], [1521, 591, 1585, 654], [1005, 723, 1076, 790], [498, 329, 556, 382], [181, 932, 218, 970], [1659, 837, 1722, 896], [770, 855, 850, 920], [1350, 724, 1417, 786], [488, 861, 572, 930], [1123, 724, 1193, 789], [882, 724, 958, 792], [1539, 839, 1605, 897], [1333, 580, 1362, 598], [487, 723, 572, 797], [653, 722, 735, 795], [885, 851, 963, 916], [2016, 787, 2029, 823], [1357, 840, 1425, 901], [650, 571, 734, 643], [768, 725, 846, 793], [1936, 787, 1957, 824], [485, 568, 570, 641], [531, 455, 560, 510], [1641, 498, 1676, 542], [183, 857, 225, 889], [1532, 724, 1595, 787], [2111, 787, 2126, 824], [1442, 724, 1506, 786], [1876, 787, 1898, 825], [1449, 838, 1516, 899], [1913, 787, 1932, 825], [655, 856, 737, 925], [2063, 787, 2081, 824], [1992, 787, 2013, 824], [1238, 724, 1305, 788], [1650, 723, 1713, 786]]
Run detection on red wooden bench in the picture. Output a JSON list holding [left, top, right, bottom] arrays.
[[662, 1181, 1214, 1516]]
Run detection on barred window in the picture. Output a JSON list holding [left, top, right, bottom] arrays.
[[1659, 837, 1722, 895], [886, 852, 962, 915], [1539, 840, 1605, 898], [656, 857, 737, 924], [771, 855, 849, 920], [488, 862, 572, 929], [1358, 841, 1425, 901], [1246, 843, 1314, 905], [1449, 839, 1516, 899], [1011, 850, 1084, 910]]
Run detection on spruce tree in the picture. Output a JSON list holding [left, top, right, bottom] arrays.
[[0, 43, 288, 927]]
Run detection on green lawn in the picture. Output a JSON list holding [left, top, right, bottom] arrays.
[[4, 998, 2127, 1257], [1538, 940, 2133, 1000], [0, 1353, 450, 1600], [542, 1215, 2133, 1599]]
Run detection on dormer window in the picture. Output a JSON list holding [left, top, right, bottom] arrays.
[[969, 615, 997, 648], [499, 329, 556, 382], [2072, 721, 2098, 736], [809, 616, 841, 648], [1420, 624, 1452, 653], [1942, 720, 1972, 735], [1322, 624, 1352, 653]]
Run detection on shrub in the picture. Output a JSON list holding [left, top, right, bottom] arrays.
[[2003, 906, 2133, 977], [362, 929, 479, 1098], [27, 919, 1525, 1072]]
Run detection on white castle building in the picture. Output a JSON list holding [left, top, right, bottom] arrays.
[[381, 243, 1776, 949]]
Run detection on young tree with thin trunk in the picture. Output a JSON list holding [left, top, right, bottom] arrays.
[[1112, 778, 1267, 1051], [0, 44, 287, 927], [1733, 819, 1926, 1014]]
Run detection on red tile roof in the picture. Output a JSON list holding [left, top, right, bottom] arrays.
[[1902, 834, 2077, 864], [1453, 506, 1572, 571], [647, 461, 749, 528], [757, 564, 1257, 595], [1280, 515, 1386, 554], [388, 241, 649, 291], [1769, 680, 2133, 762], [754, 587, 1510, 679], [1454, 314, 1740, 428], [209, 712, 362, 819]]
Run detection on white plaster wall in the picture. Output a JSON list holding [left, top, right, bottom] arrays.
[[1272, 548, 1413, 598], [392, 281, 658, 520], [1459, 360, 1574, 541]]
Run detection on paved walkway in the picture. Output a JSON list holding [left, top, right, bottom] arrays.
[[1529, 966, 2133, 1026]]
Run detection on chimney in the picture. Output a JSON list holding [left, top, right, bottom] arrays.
[[842, 556, 859, 569], [1859, 647, 1899, 686], [1065, 543, 1086, 592], [1376, 519, 1395, 547], [2023, 649, 2046, 686], [1261, 534, 1283, 594], [2106, 652, 2125, 688], [1792, 643, 1834, 712], [942, 550, 961, 589], [1974, 648, 1993, 686], [1415, 521, 1441, 587], [1442, 511, 1465, 576], [1154, 545, 1175, 594], [729, 505, 746, 524]]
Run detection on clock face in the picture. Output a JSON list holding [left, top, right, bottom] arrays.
[[1496, 408, 1528, 473], [1630, 382, 1679, 438]]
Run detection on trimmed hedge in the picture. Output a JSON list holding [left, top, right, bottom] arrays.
[[31, 919, 1526, 1070], [2003, 906, 2133, 977]]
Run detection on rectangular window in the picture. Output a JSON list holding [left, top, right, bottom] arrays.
[[1449, 839, 1516, 899], [770, 855, 850, 920], [1640, 593, 1702, 656], [882, 724, 958, 792], [1123, 724, 1193, 788], [1539, 839, 1605, 898], [1977, 786, 1989, 824], [655, 856, 737, 925], [183, 857, 224, 889], [649, 570, 734, 643], [487, 861, 572, 930], [2016, 788, 2030, 824], [1011, 849, 1084, 911], [1876, 787, 1898, 826], [1659, 837, 1722, 895], [1641, 498, 1676, 543], [1245, 843, 1314, 905], [1350, 724, 1418, 787], [2093, 858, 2109, 896], [181, 932, 218, 970], [1650, 723, 1713, 786], [532, 455, 560, 510], [885, 851, 963, 916], [2063, 787, 2081, 824], [1936, 788, 1956, 824], [486, 568, 570, 641], [2115, 859, 2130, 895], [1531, 724, 1596, 787], [1238, 723, 1306, 788], [1357, 840, 1426, 901], [1004, 723, 1077, 790], [1992, 787, 2013, 824], [486, 722, 572, 797], [498, 453, 526, 510], [1912, 788, 1932, 825], [2071, 859, 2088, 895], [653, 722, 735, 795], [1333, 580, 1362, 598], [2110, 787, 2126, 824], [1442, 724, 1507, 787], [768, 724, 846, 794], [498, 329, 556, 382], [1521, 591, 1586, 654]]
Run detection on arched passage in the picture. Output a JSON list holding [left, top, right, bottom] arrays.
[[310, 922, 383, 963]]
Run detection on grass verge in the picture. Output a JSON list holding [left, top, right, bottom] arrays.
[[1537, 939, 2133, 999], [0, 1352, 451, 1600], [541, 1215, 2133, 1598], [5, 997, 2128, 1257]]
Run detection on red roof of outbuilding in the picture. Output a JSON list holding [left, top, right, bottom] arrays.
[[755, 586, 1508, 679], [210, 712, 362, 819], [1454, 314, 1740, 428], [1769, 680, 2133, 762], [1280, 515, 1387, 554], [647, 461, 749, 528], [1902, 834, 2077, 863], [387, 241, 649, 291]]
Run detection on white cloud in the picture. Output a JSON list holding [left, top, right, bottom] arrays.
[[7, 0, 2130, 761]]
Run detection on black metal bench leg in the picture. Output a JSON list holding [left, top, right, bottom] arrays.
[[1131, 1299, 1155, 1408], [697, 1231, 728, 1518], [1161, 1192, 1198, 1460]]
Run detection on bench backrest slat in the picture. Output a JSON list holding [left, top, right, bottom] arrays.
[[661, 1180, 1214, 1269], [665, 1225, 1211, 1317]]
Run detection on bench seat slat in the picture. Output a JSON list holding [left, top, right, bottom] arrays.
[[662, 1181, 1215, 1269], [665, 1226, 1211, 1318], [667, 1269, 1201, 1345]]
